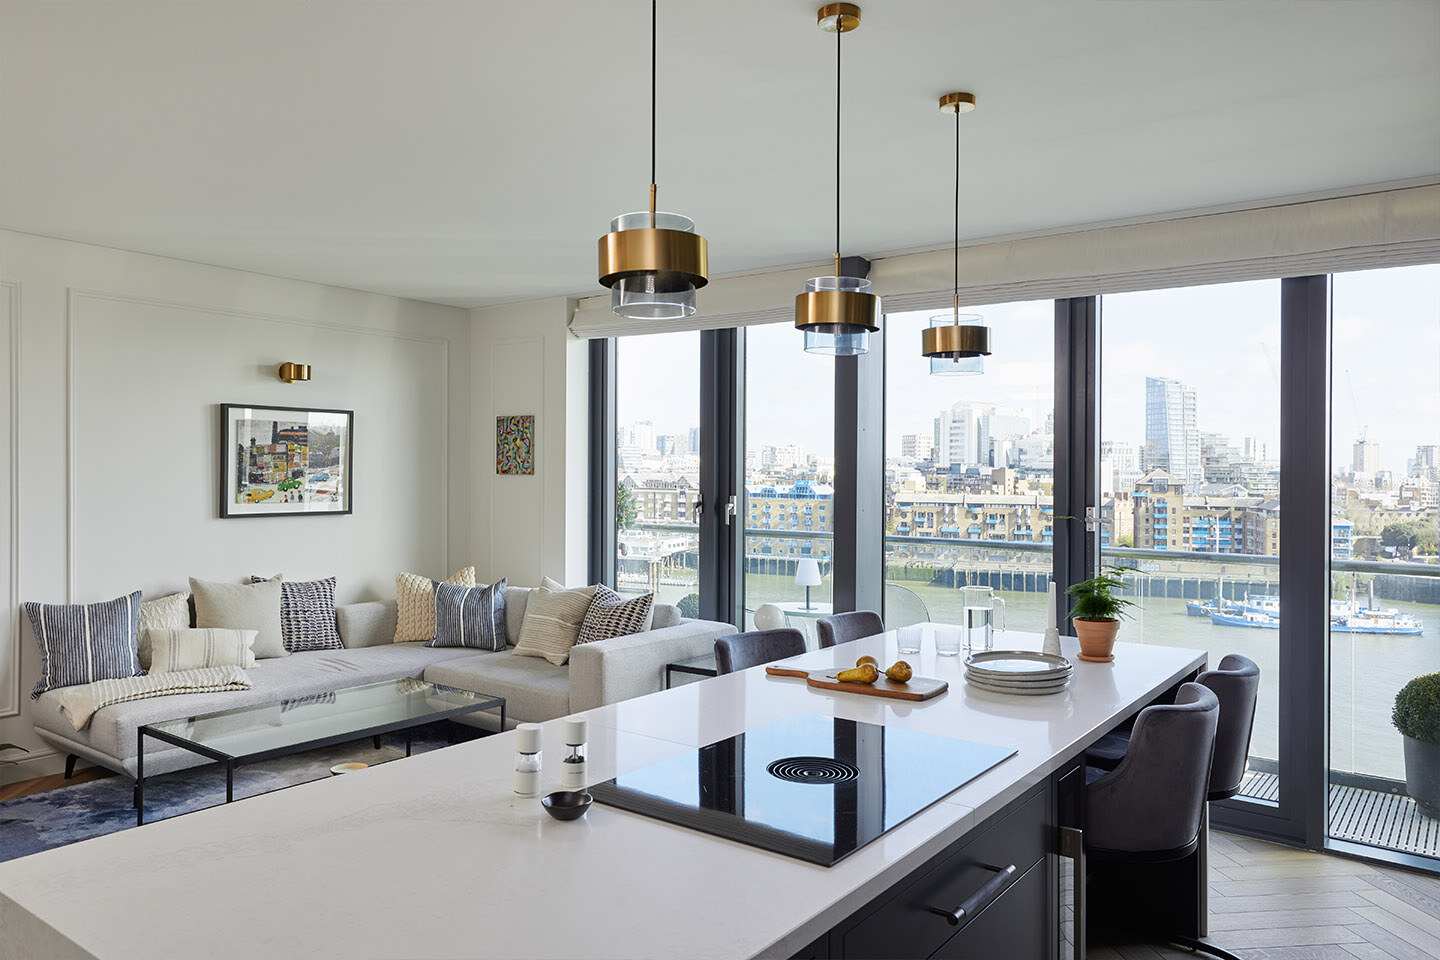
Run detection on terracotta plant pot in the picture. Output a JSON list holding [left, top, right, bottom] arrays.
[[1074, 618, 1120, 663]]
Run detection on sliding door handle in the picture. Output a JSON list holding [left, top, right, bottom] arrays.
[[924, 862, 1019, 929], [724, 494, 737, 525], [1060, 825, 1086, 960]]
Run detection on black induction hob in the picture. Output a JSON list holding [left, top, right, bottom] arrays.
[[588, 713, 1015, 866]]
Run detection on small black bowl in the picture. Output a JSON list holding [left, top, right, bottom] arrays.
[[541, 791, 593, 821]]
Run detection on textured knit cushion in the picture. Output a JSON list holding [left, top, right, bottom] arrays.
[[147, 627, 257, 673], [26, 591, 144, 699], [250, 575, 343, 652], [576, 585, 655, 645], [394, 567, 476, 643], [513, 577, 598, 666], [428, 578, 508, 651], [190, 576, 287, 660], [137, 591, 190, 670]]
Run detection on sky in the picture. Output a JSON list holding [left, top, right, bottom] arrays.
[[615, 264, 1440, 477]]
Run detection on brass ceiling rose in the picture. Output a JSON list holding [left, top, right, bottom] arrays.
[[922, 322, 990, 359], [939, 91, 976, 114], [817, 3, 861, 32]]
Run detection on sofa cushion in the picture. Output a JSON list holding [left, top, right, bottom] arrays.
[[250, 575, 343, 653], [395, 567, 475, 644], [337, 600, 399, 648], [502, 586, 534, 646], [30, 642, 479, 767], [429, 579, 507, 650], [191, 576, 286, 659], [576, 586, 654, 645], [138, 592, 190, 669], [26, 592, 144, 699], [423, 650, 570, 724], [147, 628, 256, 673], [514, 577, 597, 666], [651, 604, 682, 629]]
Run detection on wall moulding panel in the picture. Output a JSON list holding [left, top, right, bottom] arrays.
[[0, 281, 19, 719], [63, 289, 452, 606]]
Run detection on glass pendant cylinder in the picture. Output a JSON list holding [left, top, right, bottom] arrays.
[[926, 314, 987, 376], [607, 211, 701, 320], [799, 276, 878, 356]]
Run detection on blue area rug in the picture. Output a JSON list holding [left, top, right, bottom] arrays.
[[0, 726, 458, 861]]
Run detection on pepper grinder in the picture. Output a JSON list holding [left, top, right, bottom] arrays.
[[514, 722, 543, 798], [561, 716, 588, 790], [1043, 580, 1064, 659]]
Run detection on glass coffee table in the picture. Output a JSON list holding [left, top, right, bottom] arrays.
[[136, 678, 504, 824]]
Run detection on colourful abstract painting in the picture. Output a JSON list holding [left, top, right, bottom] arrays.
[[496, 415, 535, 475]]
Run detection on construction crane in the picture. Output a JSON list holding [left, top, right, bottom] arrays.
[[1346, 369, 1368, 443]]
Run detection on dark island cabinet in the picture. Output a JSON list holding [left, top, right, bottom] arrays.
[[798, 772, 1070, 960]]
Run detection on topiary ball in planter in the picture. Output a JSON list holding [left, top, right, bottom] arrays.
[[1393, 673, 1440, 819]]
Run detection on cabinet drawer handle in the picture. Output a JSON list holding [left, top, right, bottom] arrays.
[[924, 863, 1019, 928]]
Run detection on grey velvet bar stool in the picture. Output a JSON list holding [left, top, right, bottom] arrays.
[[714, 628, 807, 675], [815, 610, 884, 649], [1087, 654, 1260, 802], [1082, 683, 1240, 960]]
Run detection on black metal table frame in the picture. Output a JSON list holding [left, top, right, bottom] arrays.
[[135, 689, 505, 825], [664, 657, 718, 689]]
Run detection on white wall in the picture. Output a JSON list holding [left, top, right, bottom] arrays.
[[469, 298, 588, 590], [0, 230, 471, 781]]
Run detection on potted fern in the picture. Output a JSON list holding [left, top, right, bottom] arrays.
[[1394, 673, 1440, 819], [1066, 566, 1135, 663]]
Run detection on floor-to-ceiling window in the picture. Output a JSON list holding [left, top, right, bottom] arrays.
[[1327, 264, 1440, 859], [883, 302, 1055, 630], [614, 331, 701, 609], [741, 322, 835, 636], [1099, 279, 1283, 803]]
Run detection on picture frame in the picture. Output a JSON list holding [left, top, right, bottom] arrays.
[[496, 414, 535, 475], [219, 403, 354, 518]]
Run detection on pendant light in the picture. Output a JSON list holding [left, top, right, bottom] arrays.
[[597, 1, 708, 320], [923, 92, 991, 375], [794, 3, 880, 356]]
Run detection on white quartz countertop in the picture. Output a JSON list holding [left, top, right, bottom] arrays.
[[0, 629, 1204, 960]]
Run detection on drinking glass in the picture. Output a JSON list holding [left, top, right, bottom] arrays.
[[897, 625, 923, 655], [934, 626, 962, 657]]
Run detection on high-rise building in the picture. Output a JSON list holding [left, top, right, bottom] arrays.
[[628, 419, 655, 452], [688, 426, 700, 455], [1144, 377, 1202, 488], [1100, 440, 1140, 496], [900, 434, 934, 461], [1353, 439, 1381, 476], [933, 401, 982, 469]]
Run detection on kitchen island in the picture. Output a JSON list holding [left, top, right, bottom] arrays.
[[0, 629, 1204, 960]]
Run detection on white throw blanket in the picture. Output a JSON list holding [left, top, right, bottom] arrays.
[[58, 666, 252, 731]]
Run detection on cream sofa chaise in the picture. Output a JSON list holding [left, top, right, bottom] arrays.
[[30, 585, 732, 781]]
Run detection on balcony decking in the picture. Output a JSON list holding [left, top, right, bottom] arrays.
[[1241, 769, 1440, 860]]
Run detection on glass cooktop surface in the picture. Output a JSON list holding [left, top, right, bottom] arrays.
[[589, 713, 1015, 866]]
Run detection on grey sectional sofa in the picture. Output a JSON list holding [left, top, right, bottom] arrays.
[[30, 585, 733, 780]]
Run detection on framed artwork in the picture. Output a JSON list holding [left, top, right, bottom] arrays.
[[219, 404, 353, 518], [496, 414, 535, 475]]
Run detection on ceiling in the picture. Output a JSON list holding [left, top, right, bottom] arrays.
[[2, 0, 1437, 308]]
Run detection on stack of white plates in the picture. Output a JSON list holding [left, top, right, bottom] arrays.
[[965, 651, 1072, 696]]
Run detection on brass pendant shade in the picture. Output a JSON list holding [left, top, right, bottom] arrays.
[[596, 3, 708, 320], [923, 91, 991, 375], [796, 3, 879, 356]]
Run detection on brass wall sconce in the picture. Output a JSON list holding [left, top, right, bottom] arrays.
[[278, 362, 311, 383]]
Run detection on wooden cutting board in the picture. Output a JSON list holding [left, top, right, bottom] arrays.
[[765, 665, 949, 702]]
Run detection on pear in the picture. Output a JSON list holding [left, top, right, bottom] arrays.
[[885, 660, 913, 683], [856, 655, 879, 668], [836, 663, 879, 684]]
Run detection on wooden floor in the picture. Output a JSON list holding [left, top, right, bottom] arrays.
[[0, 764, 113, 802], [1088, 830, 1440, 960]]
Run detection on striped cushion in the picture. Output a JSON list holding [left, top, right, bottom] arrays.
[[513, 577, 598, 666], [394, 567, 476, 643], [428, 579, 507, 650], [250, 575, 343, 652], [576, 586, 654, 645], [137, 591, 190, 670], [26, 591, 144, 699], [147, 627, 257, 673]]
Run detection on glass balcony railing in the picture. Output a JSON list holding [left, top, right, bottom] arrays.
[[884, 533, 1052, 633]]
